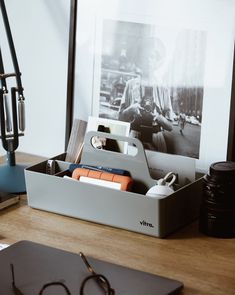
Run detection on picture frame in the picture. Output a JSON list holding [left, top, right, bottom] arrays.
[[66, 0, 235, 173]]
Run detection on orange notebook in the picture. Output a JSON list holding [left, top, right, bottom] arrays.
[[72, 168, 133, 191]]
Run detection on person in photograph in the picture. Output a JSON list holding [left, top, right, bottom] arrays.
[[110, 75, 126, 105], [118, 72, 143, 125], [119, 84, 173, 152], [118, 39, 174, 152], [178, 112, 186, 134]]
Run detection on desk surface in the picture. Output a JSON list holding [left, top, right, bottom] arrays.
[[0, 153, 235, 295]]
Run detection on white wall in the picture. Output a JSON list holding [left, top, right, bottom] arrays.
[[0, 0, 70, 158]]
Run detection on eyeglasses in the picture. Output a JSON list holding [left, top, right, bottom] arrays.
[[10, 252, 115, 294]]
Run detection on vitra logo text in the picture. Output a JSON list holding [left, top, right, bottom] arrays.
[[139, 220, 154, 228]]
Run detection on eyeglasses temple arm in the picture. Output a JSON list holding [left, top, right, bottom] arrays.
[[79, 252, 115, 294]]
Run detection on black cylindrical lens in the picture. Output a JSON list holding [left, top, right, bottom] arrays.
[[199, 161, 235, 238]]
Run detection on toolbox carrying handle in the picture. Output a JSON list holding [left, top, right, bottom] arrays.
[[81, 131, 156, 193]]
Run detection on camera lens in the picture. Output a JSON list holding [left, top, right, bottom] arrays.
[[144, 104, 152, 113], [199, 161, 235, 238]]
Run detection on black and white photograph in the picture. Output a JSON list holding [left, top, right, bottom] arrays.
[[97, 19, 207, 159], [73, 0, 234, 172]]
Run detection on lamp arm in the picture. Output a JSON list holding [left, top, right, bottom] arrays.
[[0, 0, 27, 193], [0, 0, 24, 97], [0, 47, 8, 91]]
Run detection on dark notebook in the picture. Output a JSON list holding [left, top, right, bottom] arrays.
[[0, 240, 183, 294]]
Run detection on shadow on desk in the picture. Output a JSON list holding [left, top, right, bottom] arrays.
[[165, 221, 205, 240]]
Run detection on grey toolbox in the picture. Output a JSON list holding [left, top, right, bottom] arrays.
[[25, 131, 202, 238]]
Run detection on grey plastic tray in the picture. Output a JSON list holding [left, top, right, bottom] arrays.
[[25, 131, 202, 237]]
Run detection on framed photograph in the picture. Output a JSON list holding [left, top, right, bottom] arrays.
[[66, 0, 235, 173]]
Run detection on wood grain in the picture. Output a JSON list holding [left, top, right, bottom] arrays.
[[0, 153, 235, 294]]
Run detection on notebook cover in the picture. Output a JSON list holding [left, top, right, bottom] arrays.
[[0, 240, 183, 294]]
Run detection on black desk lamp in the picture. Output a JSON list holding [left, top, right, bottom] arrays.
[[0, 0, 26, 194]]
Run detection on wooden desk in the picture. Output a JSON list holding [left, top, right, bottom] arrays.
[[0, 153, 235, 294]]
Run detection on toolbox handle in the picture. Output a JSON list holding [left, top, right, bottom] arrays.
[[81, 131, 156, 192]]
